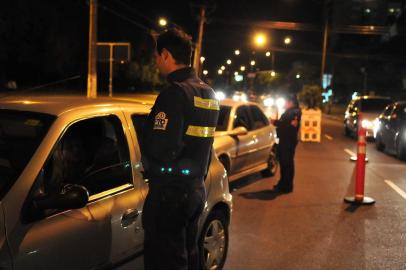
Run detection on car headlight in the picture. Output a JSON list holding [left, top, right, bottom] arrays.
[[361, 119, 373, 129], [276, 97, 285, 109], [215, 91, 226, 101], [264, 97, 274, 107]]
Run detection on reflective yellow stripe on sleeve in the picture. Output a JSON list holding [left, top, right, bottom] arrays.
[[194, 96, 220, 111], [186, 125, 216, 137]]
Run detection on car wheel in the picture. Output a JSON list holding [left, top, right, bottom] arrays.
[[396, 139, 406, 161], [375, 133, 385, 151], [261, 148, 278, 177], [344, 124, 351, 137], [200, 210, 229, 270], [219, 156, 230, 175]]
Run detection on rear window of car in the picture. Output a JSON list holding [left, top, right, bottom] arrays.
[[0, 110, 55, 198], [359, 99, 391, 112], [216, 106, 231, 131]]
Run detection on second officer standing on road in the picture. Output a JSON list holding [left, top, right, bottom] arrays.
[[272, 94, 301, 193], [141, 28, 220, 270]]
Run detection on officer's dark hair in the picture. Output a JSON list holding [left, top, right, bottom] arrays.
[[287, 94, 299, 108], [156, 28, 193, 65]]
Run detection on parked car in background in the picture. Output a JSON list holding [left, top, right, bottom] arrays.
[[214, 99, 278, 182], [375, 101, 406, 160], [344, 96, 391, 138], [0, 96, 232, 270]]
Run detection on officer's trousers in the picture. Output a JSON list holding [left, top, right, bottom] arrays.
[[276, 141, 297, 192], [142, 178, 206, 270]]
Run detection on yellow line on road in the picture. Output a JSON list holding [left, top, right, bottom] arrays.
[[324, 134, 333, 140], [385, 180, 406, 200], [344, 148, 356, 157]]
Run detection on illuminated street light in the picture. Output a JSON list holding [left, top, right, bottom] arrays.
[[271, 71, 276, 77], [218, 69, 223, 75], [240, 66, 246, 71], [265, 51, 271, 57], [250, 60, 256, 66], [284, 37, 292, 45], [234, 71, 239, 76], [221, 66, 226, 70], [200, 56, 205, 63], [254, 33, 267, 47], [158, 17, 168, 27], [235, 49, 240, 55], [226, 59, 232, 65], [296, 73, 301, 79], [203, 70, 208, 75]]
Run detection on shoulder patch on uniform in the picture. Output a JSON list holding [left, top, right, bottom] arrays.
[[153, 112, 169, 130]]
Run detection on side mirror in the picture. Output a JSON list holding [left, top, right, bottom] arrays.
[[229, 126, 248, 136], [33, 184, 89, 212]]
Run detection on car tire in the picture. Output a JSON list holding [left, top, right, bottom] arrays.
[[219, 156, 230, 175], [375, 133, 385, 151], [396, 139, 406, 161], [344, 124, 351, 137], [199, 210, 229, 270], [261, 148, 278, 177]]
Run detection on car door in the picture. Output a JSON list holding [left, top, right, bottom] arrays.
[[7, 114, 145, 270], [230, 105, 257, 174], [380, 104, 394, 146], [246, 105, 272, 168], [386, 105, 402, 152]]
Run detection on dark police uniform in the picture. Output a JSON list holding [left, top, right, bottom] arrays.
[[141, 67, 219, 270], [274, 106, 301, 193]]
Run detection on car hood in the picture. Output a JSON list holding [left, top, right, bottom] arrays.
[[360, 112, 380, 121]]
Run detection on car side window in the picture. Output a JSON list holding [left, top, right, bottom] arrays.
[[39, 115, 133, 200], [233, 106, 252, 131], [249, 105, 269, 130]]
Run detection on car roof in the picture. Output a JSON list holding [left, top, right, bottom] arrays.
[[220, 98, 259, 108], [353, 95, 391, 101], [0, 95, 152, 116]]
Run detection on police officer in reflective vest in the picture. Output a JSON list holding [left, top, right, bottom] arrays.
[[272, 94, 301, 193], [141, 28, 219, 270]]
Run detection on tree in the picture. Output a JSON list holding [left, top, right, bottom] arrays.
[[298, 84, 323, 109]]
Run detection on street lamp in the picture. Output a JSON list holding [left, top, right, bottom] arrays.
[[158, 17, 168, 27], [234, 71, 239, 76], [250, 60, 256, 66], [226, 59, 232, 65], [203, 70, 208, 76], [240, 66, 246, 71], [296, 73, 301, 79], [218, 69, 223, 75], [265, 51, 271, 57], [235, 49, 240, 55], [271, 71, 276, 77], [200, 56, 205, 63], [284, 37, 292, 45], [253, 33, 267, 47], [221, 66, 226, 70]]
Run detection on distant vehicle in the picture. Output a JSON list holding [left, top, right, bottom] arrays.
[[344, 96, 391, 138], [375, 101, 406, 160], [214, 99, 278, 181], [232, 91, 248, 102], [0, 95, 232, 270]]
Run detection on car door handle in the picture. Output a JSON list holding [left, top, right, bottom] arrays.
[[121, 209, 141, 227]]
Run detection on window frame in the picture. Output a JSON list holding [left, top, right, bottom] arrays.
[[249, 105, 269, 130]]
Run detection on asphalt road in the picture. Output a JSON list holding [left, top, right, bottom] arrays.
[[223, 115, 406, 270]]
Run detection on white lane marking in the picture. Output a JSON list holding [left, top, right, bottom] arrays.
[[344, 148, 356, 157], [324, 134, 333, 140], [385, 180, 406, 200]]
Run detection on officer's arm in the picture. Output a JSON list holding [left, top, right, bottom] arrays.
[[145, 87, 186, 163]]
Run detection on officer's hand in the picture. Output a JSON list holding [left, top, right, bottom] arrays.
[[291, 119, 298, 127]]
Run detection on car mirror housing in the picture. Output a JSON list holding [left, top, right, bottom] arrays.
[[33, 184, 89, 212], [229, 126, 248, 136]]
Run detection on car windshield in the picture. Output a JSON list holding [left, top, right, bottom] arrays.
[[216, 106, 231, 131], [0, 110, 55, 198], [360, 99, 391, 112]]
